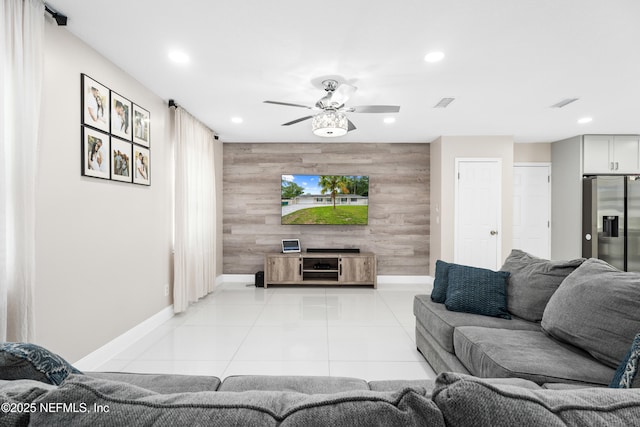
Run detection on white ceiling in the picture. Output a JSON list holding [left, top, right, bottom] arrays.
[[47, 0, 640, 144]]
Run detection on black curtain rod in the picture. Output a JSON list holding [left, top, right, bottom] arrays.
[[168, 100, 219, 139], [45, 4, 67, 26]]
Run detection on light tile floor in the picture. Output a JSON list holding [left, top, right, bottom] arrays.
[[97, 283, 436, 381]]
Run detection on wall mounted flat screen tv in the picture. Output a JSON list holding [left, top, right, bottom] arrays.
[[281, 174, 369, 225]]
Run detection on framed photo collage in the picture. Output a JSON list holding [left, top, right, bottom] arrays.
[[81, 74, 151, 185]]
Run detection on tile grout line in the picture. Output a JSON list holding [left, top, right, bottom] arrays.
[[220, 286, 276, 379], [378, 292, 419, 348], [324, 288, 332, 377]]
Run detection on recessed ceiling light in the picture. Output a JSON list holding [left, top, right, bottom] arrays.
[[578, 117, 593, 124], [551, 98, 579, 108], [434, 97, 455, 108], [424, 51, 445, 63], [168, 50, 189, 64], [231, 117, 243, 124], [383, 117, 396, 124]]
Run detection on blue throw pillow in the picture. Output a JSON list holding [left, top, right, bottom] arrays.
[[431, 260, 451, 303], [445, 264, 511, 319], [0, 342, 82, 385], [610, 333, 640, 388]]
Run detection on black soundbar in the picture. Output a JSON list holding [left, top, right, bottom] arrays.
[[307, 248, 360, 253]]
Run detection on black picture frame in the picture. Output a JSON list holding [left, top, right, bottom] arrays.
[[110, 138, 133, 183], [132, 103, 150, 147], [132, 144, 150, 186], [81, 74, 110, 133], [81, 126, 111, 180], [110, 91, 133, 141]]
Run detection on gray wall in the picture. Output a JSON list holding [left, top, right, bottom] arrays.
[[36, 22, 173, 362], [223, 143, 430, 275]]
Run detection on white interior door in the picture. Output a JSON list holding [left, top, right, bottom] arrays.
[[513, 164, 551, 259], [455, 159, 502, 269]]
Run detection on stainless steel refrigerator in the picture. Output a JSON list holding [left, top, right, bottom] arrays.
[[583, 175, 640, 272]]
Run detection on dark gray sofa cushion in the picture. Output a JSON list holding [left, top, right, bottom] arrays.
[[500, 249, 584, 322], [220, 375, 369, 393], [87, 371, 221, 393], [541, 258, 640, 369], [32, 374, 446, 427], [413, 295, 540, 353], [432, 372, 640, 427], [453, 326, 615, 386]]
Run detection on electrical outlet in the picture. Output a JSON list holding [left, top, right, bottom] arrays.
[[164, 284, 169, 296]]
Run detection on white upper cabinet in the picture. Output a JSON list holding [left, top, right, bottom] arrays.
[[583, 135, 640, 174]]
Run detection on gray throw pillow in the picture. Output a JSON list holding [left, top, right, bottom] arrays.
[[0, 342, 82, 385], [445, 264, 511, 319], [500, 249, 584, 322], [541, 258, 640, 369], [432, 372, 640, 426]]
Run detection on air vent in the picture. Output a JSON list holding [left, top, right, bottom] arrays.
[[551, 98, 579, 108], [434, 97, 455, 108]]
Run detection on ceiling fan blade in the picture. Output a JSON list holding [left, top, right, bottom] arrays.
[[264, 100, 314, 109], [347, 120, 357, 132], [349, 105, 401, 113], [282, 115, 314, 126], [331, 83, 357, 106]]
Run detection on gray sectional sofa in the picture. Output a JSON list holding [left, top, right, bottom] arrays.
[[2, 250, 639, 425], [414, 251, 640, 388], [2, 371, 640, 426]]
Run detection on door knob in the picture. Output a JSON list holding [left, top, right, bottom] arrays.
[[490, 230, 498, 236]]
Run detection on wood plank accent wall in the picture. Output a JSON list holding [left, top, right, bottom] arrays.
[[223, 143, 430, 275]]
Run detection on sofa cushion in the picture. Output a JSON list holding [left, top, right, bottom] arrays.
[[609, 333, 640, 388], [431, 260, 451, 303], [0, 342, 82, 385], [368, 379, 435, 393], [219, 375, 369, 393], [432, 372, 640, 427], [541, 258, 640, 369], [445, 264, 511, 319], [453, 326, 615, 386], [413, 295, 540, 353], [87, 371, 221, 393], [0, 379, 58, 426], [31, 374, 446, 426], [500, 249, 584, 322]]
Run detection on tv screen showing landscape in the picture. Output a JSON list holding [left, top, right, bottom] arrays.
[[281, 175, 369, 225]]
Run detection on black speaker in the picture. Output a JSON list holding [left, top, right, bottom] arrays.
[[255, 271, 264, 288]]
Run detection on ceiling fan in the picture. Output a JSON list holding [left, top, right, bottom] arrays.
[[264, 79, 400, 137]]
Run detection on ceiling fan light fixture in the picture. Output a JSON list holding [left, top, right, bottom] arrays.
[[312, 111, 348, 137]]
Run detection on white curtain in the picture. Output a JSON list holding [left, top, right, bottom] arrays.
[[172, 107, 217, 313], [0, 0, 44, 341]]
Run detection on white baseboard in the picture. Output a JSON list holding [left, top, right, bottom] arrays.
[[221, 274, 255, 284], [220, 274, 434, 290], [376, 275, 433, 285], [73, 305, 174, 371], [376, 275, 433, 290]]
